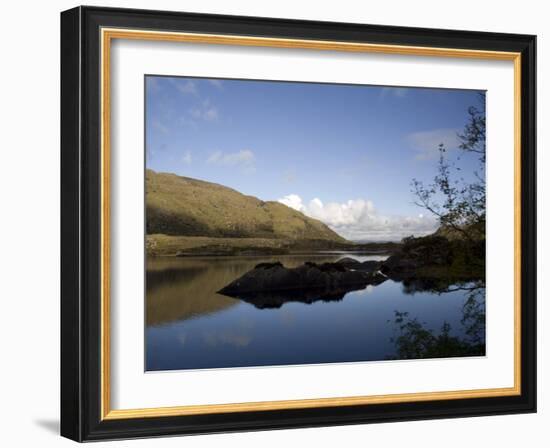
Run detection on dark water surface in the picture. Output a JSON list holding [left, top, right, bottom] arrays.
[[146, 253, 485, 371]]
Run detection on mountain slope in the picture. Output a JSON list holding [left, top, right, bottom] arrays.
[[146, 169, 347, 243]]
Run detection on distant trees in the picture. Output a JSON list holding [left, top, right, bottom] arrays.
[[412, 94, 486, 241]]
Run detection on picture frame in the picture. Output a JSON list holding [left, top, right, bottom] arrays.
[[60, 5, 536, 442]]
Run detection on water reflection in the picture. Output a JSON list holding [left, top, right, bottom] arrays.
[[146, 253, 385, 325], [218, 285, 373, 309], [146, 253, 485, 371], [390, 288, 485, 359]]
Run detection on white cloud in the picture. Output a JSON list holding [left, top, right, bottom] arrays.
[[207, 149, 255, 172], [202, 330, 251, 348], [190, 99, 219, 122], [179, 116, 198, 129], [278, 194, 437, 241], [408, 128, 460, 160], [355, 285, 375, 295], [181, 150, 192, 165], [208, 79, 224, 89], [163, 79, 221, 123], [278, 194, 303, 211], [380, 87, 409, 98], [204, 108, 219, 121], [170, 78, 198, 96]]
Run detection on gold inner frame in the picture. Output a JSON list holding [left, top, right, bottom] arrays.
[[100, 27, 522, 420]]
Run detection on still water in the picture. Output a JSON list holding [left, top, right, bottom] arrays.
[[146, 253, 485, 371]]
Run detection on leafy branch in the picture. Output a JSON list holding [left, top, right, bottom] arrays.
[[411, 94, 486, 241]]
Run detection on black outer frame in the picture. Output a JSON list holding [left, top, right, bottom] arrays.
[[60, 5, 537, 442]]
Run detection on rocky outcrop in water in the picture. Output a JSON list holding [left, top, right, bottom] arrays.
[[217, 235, 485, 307], [336, 257, 383, 272], [218, 261, 386, 298]]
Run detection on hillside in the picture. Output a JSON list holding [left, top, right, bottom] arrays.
[[146, 169, 347, 246]]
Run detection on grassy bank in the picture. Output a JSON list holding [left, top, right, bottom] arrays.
[[146, 234, 400, 257]]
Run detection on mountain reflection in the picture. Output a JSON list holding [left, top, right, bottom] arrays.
[[146, 257, 240, 326]]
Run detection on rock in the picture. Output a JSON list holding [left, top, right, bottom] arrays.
[[336, 257, 382, 273], [336, 257, 361, 266], [356, 260, 383, 272], [217, 233, 477, 307], [303, 261, 342, 272], [217, 261, 386, 298], [254, 261, 283, 270]]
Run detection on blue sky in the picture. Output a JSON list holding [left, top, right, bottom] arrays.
[[146, 76, 484, 241]]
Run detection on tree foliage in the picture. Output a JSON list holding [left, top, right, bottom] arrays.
[[412, 94, 486, 241]]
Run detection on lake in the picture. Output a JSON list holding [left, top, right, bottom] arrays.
[[146, 253, 485, 371]]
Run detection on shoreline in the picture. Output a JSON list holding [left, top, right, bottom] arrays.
[[146, 234, 401, 257], [154, 250, 392, 258]]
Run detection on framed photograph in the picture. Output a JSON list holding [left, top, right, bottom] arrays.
[[61, 6, 536, 441]]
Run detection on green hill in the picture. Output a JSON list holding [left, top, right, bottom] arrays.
[[146, 169, 347, 245]]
